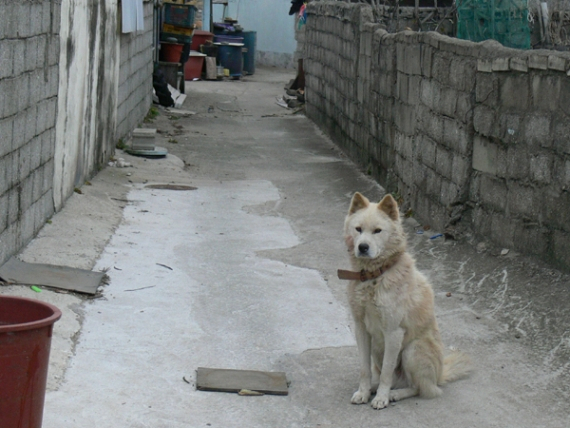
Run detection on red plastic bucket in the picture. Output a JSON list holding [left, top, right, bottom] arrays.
[[160, 42, 184, 63], [0, 296, 62, 428]]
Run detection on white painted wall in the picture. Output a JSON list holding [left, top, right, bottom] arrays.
[[54, 0, 120, 210], [210, 0, 297, 67]]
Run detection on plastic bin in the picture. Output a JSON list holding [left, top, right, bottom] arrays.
[[242, 31, 256, 75], [185, 51, 207, 79], [0, 296, 62, 428], [191, 30, 214, 51], [164, 3, 197, 28], [216, 43, 244, 77], [160, 42, 184, 62]]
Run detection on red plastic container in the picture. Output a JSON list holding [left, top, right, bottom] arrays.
[[191, 30, 214, 51], [160, 42, 184, 63], [184, 51, 206, 80], [0, 296, 62, 428]]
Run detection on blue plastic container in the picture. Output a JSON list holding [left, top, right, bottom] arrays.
[[164, 3, 197, 28], [217, 43, 243, 77], [242, 31, 256, 75]]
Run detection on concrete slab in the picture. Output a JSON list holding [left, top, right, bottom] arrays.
[[0, 257, 105, 295]]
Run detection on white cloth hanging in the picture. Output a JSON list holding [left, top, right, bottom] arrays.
[[122, 0, 144, 33]]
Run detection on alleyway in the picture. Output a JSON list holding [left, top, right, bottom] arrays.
[[5, 68, 569, 427]]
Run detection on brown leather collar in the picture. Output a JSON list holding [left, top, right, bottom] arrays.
[[337, 254, 401, 282]]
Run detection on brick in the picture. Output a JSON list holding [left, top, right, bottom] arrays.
[[509, 57, 528, 72], [479, 175, 507, 212], [475, 73, 498, 106], [435, 145, 453, 180], [451, 154, 470, 186], [492, 57, 510, 71], [529, 155, 552, 185], [507, 182, 537, 217], [477, 59, 493, 73], [0, 117, 13, 157], [532, 75, 561, 112], [528, 54, 548, 70], [548, 55, 567, 72], [523, 114, 551, 147], [500, 74, 529, 110], [473, 105, 495, 137], [473, 136, 499, 174]]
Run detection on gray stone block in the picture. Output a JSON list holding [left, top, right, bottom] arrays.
[[506, 146, 530, 180], [547, 55, 567, 72], [523, 114, 550, 147], [507, 182, 536, 217], [473, 135, 500, 175], [451, 154, 470, 186], [528, 54, 548, 70], [442, 118, 471, 155], [532, 75, 561, 112], [0, 40, 14, 79], [500, 74, 529, 110], [490, 213, 515, 248], [479, 175, 507, 212], [0, 118, 13, 158], [509, 57, 528, 72], [475, 72, 498, 106], [529, 155, 552, 185], [435, 145, 453, 180], [473, 105, 495, 137]]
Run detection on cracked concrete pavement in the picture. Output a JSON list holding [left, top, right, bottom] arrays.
[[2, 67, 569, 427]]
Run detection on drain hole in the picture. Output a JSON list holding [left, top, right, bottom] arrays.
[[145, 184, 198, 191]]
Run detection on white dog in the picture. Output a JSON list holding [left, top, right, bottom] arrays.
[[339, 192, 471, 409]]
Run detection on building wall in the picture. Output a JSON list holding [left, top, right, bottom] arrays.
[[212, 0, 296, 68], [0, 0, 61, 265], [116, 0, 154, 142], [0, 0, 155, 266], [305, 1, 570, 269]]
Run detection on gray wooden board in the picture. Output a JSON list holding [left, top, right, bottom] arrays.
[[0, 257, 105, 295], [196, 367, 289, 396]]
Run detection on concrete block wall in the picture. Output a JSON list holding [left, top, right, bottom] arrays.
[[0, 0, 61, 265], [116, 0, 154, 142], [305, 1, 570, 269]]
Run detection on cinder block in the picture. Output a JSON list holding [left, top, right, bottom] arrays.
[[0, 118, 13, 158], [473, 105, 495, 137], [506, 146, 529, 179], [529, 155, 552, 184], [435, 146, 453, 180], [492, 57, 510, 71], [473, 135, 499, 175], [443, 118, 471, 155], [528, 54, 548, 70], [500, 74, 529, 110], [523, 114, 551, 147], [479, 175, 507, 212], [509, 57, 528, 72], [552, 230, 570, 267], [451, 154, 470, 186], [490, 213, 515, 248], [547, 55, 566, 72], [507, 182, 536, 218], [532, 75, 561, 112], [477, 58, 493, 73], [440, 179, 460, 206], [0, 40, 14, 79]]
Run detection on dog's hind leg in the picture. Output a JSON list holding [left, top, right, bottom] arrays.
[[402, 339, 443, 399], [389, 387, 418, 402]]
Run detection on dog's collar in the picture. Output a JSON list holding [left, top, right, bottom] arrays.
[[337, 255, 401, 282]]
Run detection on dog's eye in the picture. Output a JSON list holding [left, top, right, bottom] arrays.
[[374, 228, 382, 234], [356, 227, 362, 233]]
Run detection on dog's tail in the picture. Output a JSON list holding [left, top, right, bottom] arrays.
[[440, 349, 472, 384]]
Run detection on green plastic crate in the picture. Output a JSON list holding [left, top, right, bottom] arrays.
[[457, 0, 531, 49]]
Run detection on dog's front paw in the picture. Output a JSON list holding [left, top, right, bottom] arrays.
[[351, 389, 371, 404], [371, 393, 389, 409]]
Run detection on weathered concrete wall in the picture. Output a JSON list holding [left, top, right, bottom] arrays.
[[0, 0, 61, 265], [0, 0, 155, 266], [54, 0, 119, 210], [116, 0, 154, 142], [305, 1, 570, 269]]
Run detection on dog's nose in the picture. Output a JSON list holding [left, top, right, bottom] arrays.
[[358, 243, 369, 254]]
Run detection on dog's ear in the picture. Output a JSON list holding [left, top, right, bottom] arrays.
[[378, 194, 399, 221], [348, 192, 369, 214]]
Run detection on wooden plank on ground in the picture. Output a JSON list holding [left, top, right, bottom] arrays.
[[196, 367, 289, 396]]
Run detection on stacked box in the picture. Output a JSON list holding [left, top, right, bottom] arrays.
[[132, 128, 156, 151]]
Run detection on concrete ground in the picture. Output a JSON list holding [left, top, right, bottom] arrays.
[[2, 67, 569, 427]]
